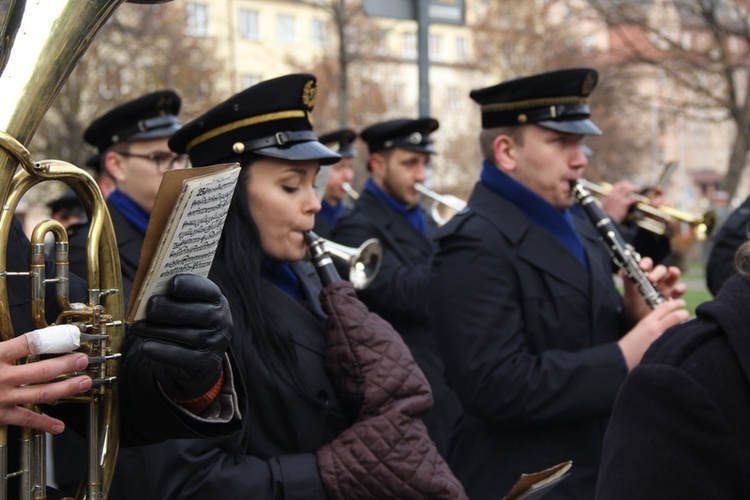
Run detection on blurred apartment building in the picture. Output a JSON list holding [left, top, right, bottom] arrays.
[[181, 0, 746, 219]]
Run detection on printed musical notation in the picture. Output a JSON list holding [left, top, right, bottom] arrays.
[[127, 163, 241, 322]]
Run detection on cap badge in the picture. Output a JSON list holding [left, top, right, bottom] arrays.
[[409, 132, 423, 144], [302, 80, 317, 110], [156, 94, 173, 110], [581, 73, 596, 95]]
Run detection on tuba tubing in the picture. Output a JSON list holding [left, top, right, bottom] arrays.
[[0, 1, 171, 498]]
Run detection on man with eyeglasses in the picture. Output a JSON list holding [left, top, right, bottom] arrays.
[[68, 90, 188, 304], [59, 90, 189, 498]]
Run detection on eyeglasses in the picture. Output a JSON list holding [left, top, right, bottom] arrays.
[[118, 151, 190, 173]]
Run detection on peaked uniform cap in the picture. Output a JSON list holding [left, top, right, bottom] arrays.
[[169, 74, 340, 167], [47, 192, 84, 216], [84, 90, 182, 152], [469, 68, 602, 136], [360, 118, 439, 155], [318, 128, 357, 158]]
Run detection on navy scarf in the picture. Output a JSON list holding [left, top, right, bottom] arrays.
[[480, 161, 589, 270], [262, 256, 303, 300], [107, 190, 150, 235], [319, 199, 343, 226], [364, 178, 426, 234]]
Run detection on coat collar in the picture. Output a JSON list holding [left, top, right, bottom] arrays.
[[354, 188, 436, 253], [467, 182, 591, 296], [290, 259, 327, 320]]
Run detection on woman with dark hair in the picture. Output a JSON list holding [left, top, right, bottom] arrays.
[[596, 241, 750, 498], [131, 74, 464, 499]]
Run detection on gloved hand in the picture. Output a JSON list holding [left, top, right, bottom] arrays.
[[128, 274, 232, 402]]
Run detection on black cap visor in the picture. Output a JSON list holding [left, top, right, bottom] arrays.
[[255, 141, 342, 165], [337, 144, 357, 158], [399, 143, 437, 155], [538, 118, 602, 136], [127, 116, 182, 143]]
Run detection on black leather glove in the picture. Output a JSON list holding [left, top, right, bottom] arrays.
[[128, 274, 232, 402]]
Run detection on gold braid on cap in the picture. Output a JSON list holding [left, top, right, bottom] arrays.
[[185, 110, 312, 152], [481, 96, 586, 112]]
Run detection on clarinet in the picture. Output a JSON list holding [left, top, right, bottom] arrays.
[[304, 230, 342, 286], [570, 180, 664, 309]]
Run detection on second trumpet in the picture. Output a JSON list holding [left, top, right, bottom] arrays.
[[414, 183, 467, 226], [578, 179, 716, 242]]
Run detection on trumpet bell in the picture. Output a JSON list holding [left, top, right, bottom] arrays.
[[322, 238, 383, 290]]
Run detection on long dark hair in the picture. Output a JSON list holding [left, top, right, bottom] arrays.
[[209, 161, 315, 401]]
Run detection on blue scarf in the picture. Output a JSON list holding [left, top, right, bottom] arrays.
[[261, 256, 303, 300], [319, 199, 343, 226], [364, 178, 426, 234], [107, 190, 150, 235], [480, 161, 589, 271]]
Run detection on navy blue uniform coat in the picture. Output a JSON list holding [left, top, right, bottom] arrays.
[[430, 182, 629, 499]]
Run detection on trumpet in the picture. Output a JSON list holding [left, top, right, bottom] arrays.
[[578, 179, 716, 242], [342, 182, 359, 200], [305, 231, 383, 289], [414, 183, 467, 226]]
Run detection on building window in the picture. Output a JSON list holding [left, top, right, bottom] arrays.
[[455, 36, 468, 62], [186, 2, 209, 37], [402, 32, 417, 59], [446, 86, 460, 111], [277, 14, 296, 44], [374, 29, 389, 55], [312, 19, 327, 48], [239, 9, 260, 40], [242, 74, 262, 89], [429, 34, 444, 61], [392, 83, 407, 109], [583, 34, 596, 52]]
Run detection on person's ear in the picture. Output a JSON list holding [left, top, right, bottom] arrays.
[[493, 135, 517, 174], [369, 153, 386, 178], [104, 151, 125, 183]]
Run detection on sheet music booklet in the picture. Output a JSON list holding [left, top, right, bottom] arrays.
[[126, 163, 241, 322]]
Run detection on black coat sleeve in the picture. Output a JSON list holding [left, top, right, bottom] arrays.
[[118, 333, 244, 446], [139, 436, 328, 499]]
